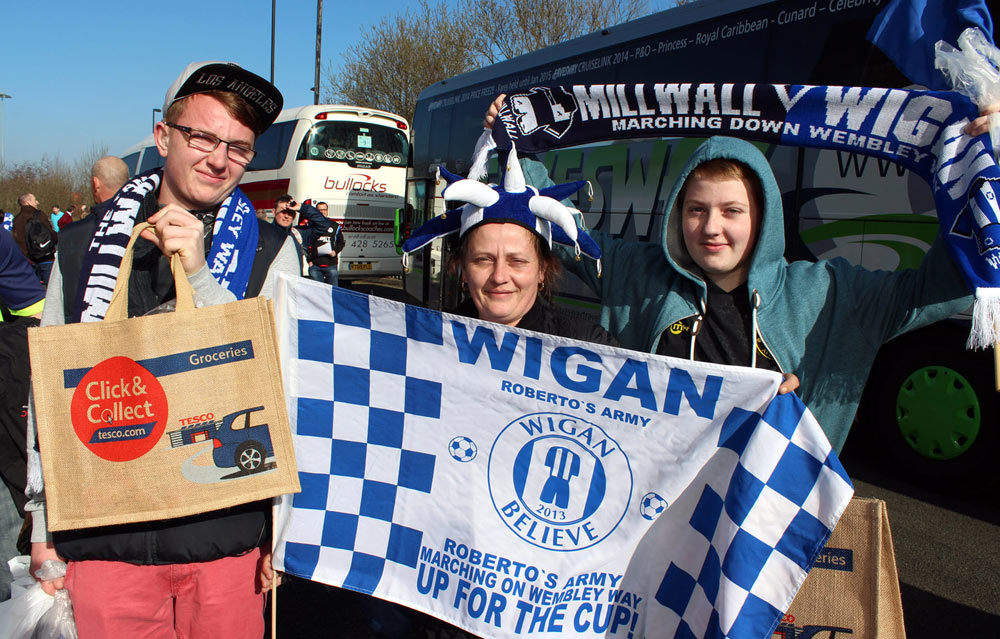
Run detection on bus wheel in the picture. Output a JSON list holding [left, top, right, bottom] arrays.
[[237, 442, 265, 473], [868, 339, 997, 492]]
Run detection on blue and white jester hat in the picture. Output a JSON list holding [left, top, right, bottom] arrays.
[[401, 144, 601, 275]]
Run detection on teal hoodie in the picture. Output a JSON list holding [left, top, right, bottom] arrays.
[[549, 136, 972, 453]]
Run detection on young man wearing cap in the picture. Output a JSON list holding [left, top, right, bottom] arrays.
[[26, 61, 298, 638]]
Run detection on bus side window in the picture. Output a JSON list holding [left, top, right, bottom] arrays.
[[248, 121, 296, 171], [138, 146, 165, 174], [122, 152, 140, 178]]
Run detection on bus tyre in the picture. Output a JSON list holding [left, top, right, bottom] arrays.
[[867, 338, 997, 492], [236, 441, 265, 473]]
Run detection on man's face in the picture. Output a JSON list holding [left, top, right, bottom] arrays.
[[51, 206, 59, 214], [317, 203, 329, 217], [680, 176, 761, 292], [155, 94, 255, 211], [27, 195, 38, 209], [274, 200, 295, 227]]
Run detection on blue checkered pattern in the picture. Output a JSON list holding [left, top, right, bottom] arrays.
[[274, 277, 854, 639], [280, 285, 444, 593], [653, 393, 852, 638]]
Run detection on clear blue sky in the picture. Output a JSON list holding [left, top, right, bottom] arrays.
[[0, 0, 413, 167], [2, 1, 677, 168]]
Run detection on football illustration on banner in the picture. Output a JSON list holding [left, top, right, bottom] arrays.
[[449, 436, 478, 462]]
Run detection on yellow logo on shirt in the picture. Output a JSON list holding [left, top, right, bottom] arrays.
[[755, 336, 775, 361]]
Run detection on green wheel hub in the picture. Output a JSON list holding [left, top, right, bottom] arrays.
[[895, 366, 980, 460]]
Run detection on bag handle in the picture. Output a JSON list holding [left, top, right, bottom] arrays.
[[104, 222, 196, 321]]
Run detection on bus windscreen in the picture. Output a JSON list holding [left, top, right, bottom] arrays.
[[296, 122, 408, 169]]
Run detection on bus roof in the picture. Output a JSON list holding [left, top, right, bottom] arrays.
[[122, 133, 155, 157], [409, 0, 902, 173], [272, 104, 409, 127], [416, 0, 770, 102]]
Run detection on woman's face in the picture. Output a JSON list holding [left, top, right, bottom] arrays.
[[461, 223, 544, 326], [680, 176, 761, 292]]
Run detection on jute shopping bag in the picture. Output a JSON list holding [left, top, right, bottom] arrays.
[[29, 222, 300, 531], [777, 497, 906, 638]]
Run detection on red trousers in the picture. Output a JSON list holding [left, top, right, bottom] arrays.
[[65, 548, 265, 639]]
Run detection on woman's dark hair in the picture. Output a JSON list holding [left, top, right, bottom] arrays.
[[446, 223, 563, 302]]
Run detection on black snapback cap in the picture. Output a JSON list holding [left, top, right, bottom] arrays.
[[163, 61, 284, 132]]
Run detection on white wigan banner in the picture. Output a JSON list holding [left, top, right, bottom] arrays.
[[273, 276, 854, 639]]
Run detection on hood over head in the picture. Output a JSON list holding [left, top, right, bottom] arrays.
[[661, 136, 786, 296]]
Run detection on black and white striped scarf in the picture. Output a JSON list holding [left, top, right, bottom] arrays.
[[72, 168, 259, 322]]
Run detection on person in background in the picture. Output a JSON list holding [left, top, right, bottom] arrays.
[[27, 60, 296, 639], [307, 201, 345, 286], [0, 228, 45, 601], [11, 193, 56, 285], [69, 156, 131, 228], [91, 156, 130, 208], [49, 206, 70, 232], [0, 229, 45, 320], [271, 194, 334, 275]]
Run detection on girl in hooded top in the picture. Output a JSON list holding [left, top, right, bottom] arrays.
[[485, 85, 968, 454]]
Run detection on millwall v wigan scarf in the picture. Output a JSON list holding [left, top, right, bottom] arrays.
[[74, 168, 259, 322], [487, 84, 1000, 348]]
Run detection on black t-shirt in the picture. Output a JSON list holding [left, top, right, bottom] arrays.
[[655, 281, 780, 372]]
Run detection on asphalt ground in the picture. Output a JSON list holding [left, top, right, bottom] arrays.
[[267, 278, 1000, 638], [837, 437, 1000, 637]]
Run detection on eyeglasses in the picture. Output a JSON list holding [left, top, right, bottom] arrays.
[[164, 122, 256, 165]]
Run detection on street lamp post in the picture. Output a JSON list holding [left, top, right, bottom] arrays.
[[271, 0, 276, 84], [0, 93, 10, 176], [152, 108, 162, 131], [314, 0, 322, 105]]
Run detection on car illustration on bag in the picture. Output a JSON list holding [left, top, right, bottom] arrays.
[[167, 406, 274, 474]]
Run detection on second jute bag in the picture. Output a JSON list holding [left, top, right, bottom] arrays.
[[29, 223, 300, 531], [778, 497, 907, 638]]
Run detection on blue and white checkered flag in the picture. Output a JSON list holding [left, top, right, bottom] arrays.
[[273, 276, 853, 639]]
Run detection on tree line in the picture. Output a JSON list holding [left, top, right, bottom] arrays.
[[1, 144, 108, 218], [325, 0, 652, 124]]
